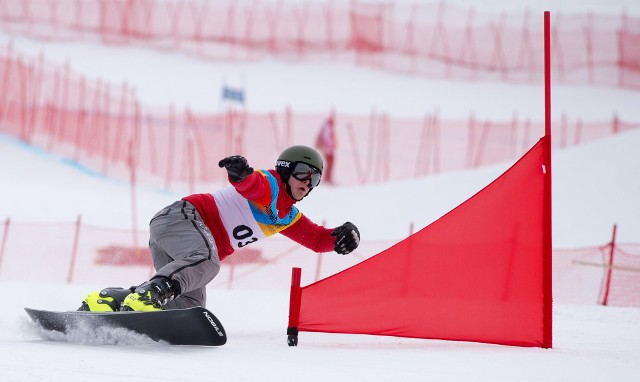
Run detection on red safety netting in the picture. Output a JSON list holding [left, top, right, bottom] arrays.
[[0, 217, 636, 306], [293, 139, 550, 347], [597, 242, 640, 308], [0, 0, 639, 89], [2, 45, 638, 191]]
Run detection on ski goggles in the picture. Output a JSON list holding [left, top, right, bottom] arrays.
[[291, 162, 322, 188]]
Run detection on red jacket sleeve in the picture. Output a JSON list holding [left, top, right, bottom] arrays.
[[280, 215, 335, 253], [230, 171, 266, 200]]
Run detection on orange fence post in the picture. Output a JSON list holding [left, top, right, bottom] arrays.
[[601, 224, 618, 306], [67, 215, 82, 284], [0, 217, 10, 276]]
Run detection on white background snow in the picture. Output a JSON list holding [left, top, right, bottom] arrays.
[[1, 0, 639, 381]]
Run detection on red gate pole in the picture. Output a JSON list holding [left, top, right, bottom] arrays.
[[346, 122, 365, 184], [129, 139, 139, 254], [602, 224, 618, 306], [227, 261, 235, 290], [287, 267, 302, 346], [314, 221, 326, 281], [0, 217, 10, 276], [131, 99, 142, 253], [67, 215, 82, 284], [542, 11, 554, 349], [314, 250, 323, 282]]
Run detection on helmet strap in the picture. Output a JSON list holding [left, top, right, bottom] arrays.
[[284, 182, 296, 200], [284, 179, 313, 201]]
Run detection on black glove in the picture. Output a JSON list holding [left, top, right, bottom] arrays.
[[331, 222, 360, 255], [218, 155, 254, 182]]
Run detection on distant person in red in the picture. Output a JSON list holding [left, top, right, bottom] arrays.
[[315, 112, 337, 184], [78, 145, 360, 312]]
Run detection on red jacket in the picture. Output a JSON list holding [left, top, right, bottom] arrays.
[[183, 169, 335, 261]]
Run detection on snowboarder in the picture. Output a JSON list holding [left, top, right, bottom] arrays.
[[80, 145, 360, 312]]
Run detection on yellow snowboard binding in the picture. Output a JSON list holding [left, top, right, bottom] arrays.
[[79, 287, 132, 312]]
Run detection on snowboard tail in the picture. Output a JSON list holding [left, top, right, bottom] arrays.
[[25, 306, 226, 346]]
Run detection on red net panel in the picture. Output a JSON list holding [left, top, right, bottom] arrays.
[[297, 139, 548, 347], [618, 28, 640, 89], [598, 243, 640, 307]]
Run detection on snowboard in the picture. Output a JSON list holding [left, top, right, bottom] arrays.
[[25, 306, 227, 346]]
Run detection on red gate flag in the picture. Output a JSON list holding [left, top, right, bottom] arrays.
[[292, 138, 552, 347]]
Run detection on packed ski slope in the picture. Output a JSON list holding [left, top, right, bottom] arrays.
[[0, 281, 638, 382], [1, 0, 640, 381]]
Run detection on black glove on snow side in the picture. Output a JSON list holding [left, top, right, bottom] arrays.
[[331, 222, 360, 255], [218, 155, 254, 182]]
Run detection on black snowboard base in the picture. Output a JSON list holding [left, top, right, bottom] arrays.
[[25, 306, 226, 346]]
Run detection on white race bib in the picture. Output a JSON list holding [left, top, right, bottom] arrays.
[[212, 186, 266, 250]]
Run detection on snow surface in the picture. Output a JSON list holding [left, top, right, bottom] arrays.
[[1, 0, 640, 381], [2, 282, 639, 382]]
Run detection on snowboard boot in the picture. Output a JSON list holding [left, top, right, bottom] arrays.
[[122, 277, 181, 312], [78, 287, 134, 312]]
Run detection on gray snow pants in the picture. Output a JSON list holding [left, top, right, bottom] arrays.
[[148, 200, 220, 310]]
